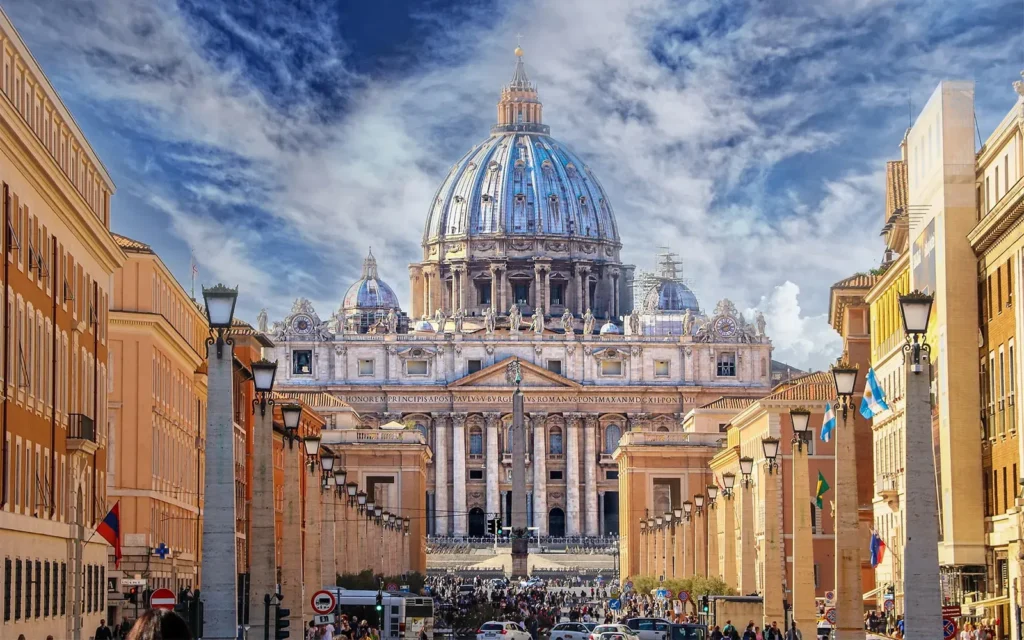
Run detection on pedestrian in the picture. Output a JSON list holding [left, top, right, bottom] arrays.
[[742, 623, 756, 640], [126, 609, 193, 640], [784, 621, 801, 640], [768, 621, 782, 640], [97, 618, 115, 640], [323, 620, 337, 640], [308, 620, 320, 640], [710, 626, 723, 640]]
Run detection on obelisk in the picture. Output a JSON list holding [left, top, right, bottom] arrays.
[[508, 359, 529, 578]]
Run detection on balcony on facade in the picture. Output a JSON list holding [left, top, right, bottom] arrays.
[[876, 473, 901, 511], [322, 429, 426, 445], [617, 431, 727, 448], [67, 413, 99, 455], [501, 452, 531, 466]]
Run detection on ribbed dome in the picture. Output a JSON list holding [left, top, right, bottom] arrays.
[[645, 280, 699, 313], [424, 133, 618, 243], [342, 249, 401, 312]]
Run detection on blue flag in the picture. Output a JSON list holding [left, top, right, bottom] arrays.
[[860, 367, 890, 419], [821, 402, 836, 442]]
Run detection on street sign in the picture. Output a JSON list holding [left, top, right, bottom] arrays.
[[150, 588, 176, 611], [623, 581, 634, 593], [942, 606, 961, 618], [656, 588, 669, 600], [400, 585, 410, 593], [883, 599, 895, 612], [121, 578, 147, 587], [311, 590, 336, 615], [824, 591, 835, 606], [386, 582, 399, 591], [824, 608, 837, 626], [678, 591, 690, 603], [315, 614, 336, 625], [943, 618, 958, 640], [609, 599, 621, 611]]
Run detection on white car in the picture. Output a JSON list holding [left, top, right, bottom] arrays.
[[552, 622, 593, 640], [477, 621, 532, 640], [624, 619, 672, 640], [591, 624, 640, 640]]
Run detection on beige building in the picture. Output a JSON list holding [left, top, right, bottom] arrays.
[[0, 6, 126, 639], [106, 234, 209, 617]]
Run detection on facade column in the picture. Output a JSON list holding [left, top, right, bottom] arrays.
[[792, 441, 817, 627], [527, 493, 534, 528], [663, 523, 672, 579], [485, 413, 501, 520], [574, 266, 584, 315], [532, 413, 548, 535], [739, 482, 756, 595], [566, 415, 581, 535], [459, 265, 469, 311], [584, 416, 599, 535], [903, 353, 943, 638], [721, 495, 737, 587], [684, 516, 695, 577], [611, 270, 620, 319], [675, 517, 685, 579], [248, 410, 276, 640], [762, 463, 784, 629], [489, 266, 500, 313], [200, 341, 238, 640], [501, 491, 509, 525], [533, 264, 543, 314], [638, 528, 646, 576], [452, 413, 468, 536], [835, 403, 864, 640], [583, 267, 592, 314], [599, 491, 606, 535], [501, 266, 509, 312], [544, 267, 552, 316], [281, 445, 304, 630], [706, 500, 719, 580], [653, 524, 662, 579], [694, 506, 706, 577], [304, 468, 322, 620], [433, 414, 449, 535]]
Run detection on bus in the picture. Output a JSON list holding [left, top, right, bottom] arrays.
[[324, 589, 433, 640]]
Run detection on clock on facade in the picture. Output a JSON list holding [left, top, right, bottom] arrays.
[[293, 315, 312, 333], [714, 316, 737, 337]]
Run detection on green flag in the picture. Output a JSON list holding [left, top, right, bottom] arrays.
[[815, 471, 830, 509]]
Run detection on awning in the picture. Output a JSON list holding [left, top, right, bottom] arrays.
[[966, 595, 1010, 611], [862, 586, 883, 601]]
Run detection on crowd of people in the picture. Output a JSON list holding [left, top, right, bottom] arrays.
[[706, 619, 803, 640]]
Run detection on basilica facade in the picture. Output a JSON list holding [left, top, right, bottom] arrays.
[[265, 48, 774, 539]]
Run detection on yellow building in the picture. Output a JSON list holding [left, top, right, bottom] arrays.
[[0, 6, 126, 639], [106, 233, 209, 620]]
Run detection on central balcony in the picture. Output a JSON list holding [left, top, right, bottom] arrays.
[[67, 414, 99, 455]]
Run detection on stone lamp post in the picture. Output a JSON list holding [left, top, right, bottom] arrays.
[[789, 407, 817, 627], [830, 360, 863, 640]]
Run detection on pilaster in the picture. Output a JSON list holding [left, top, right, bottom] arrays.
[[565, 414, 581, 536], [433, 413, 450, 535], [761, 463, 784, 628], [281, 444, 303, 630], [452, 413, 468, 536], [485, 413, 501, 519], [584, 415, 598, 535], [248, 411, 277, 640], [792, 444, 817, 627], [532, 413, 548, 535]]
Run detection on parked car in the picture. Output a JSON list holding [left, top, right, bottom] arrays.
[[552, 622, 594, 640], [669, 623, 707, 640], [490, 577, 509, 588], [478, 622, 532, 640], [458, 584, 477, 595], [591, 624, 640, 640], [624, 618, 673, 640], [521, 578, 545, 588], [816, 620, 833, 640]]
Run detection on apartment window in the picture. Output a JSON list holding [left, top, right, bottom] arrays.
[[987, 177, 992, 211], [477, 282, 491, 306], [550, 282, 564, 306], [357, 359, 374, 376], [43, 560, 49, 617], [996, 166, 1001, 199], [1006, 155, 1010, 195], [654, 360, 670, 377], [467, 359, 482, 374], [406, 360, 428, 376], [999, 268, 1004, 312], [469, 469, 484, 480], [23, 560, 29, 619], [813, 563, 820, 589], [1009, 257, 1015, 307], [606, 470, 619, 480], [549, 470, 564, 481], [547, 360, 562, 375], [52, 563, 59, 616], [549, 427, 563, 455], [469, 428, 483, 456], [1004, 467, 1009, 513], [86, 565, 92, 613], [60, 562, 65, 615], [513, 283, 529, 305], [716, 352, 736, 377], [292, 350, 312, 375], [1000, 349, 1007, 434], [14, 559, 20, 620], [810, 502, 818, 533], [719, 423, 728, 433], [600, 360, 622, 376], [994, 470, 1000, 514], [33, 560, 39, 618], [989, 276, 994, 319], [985, 473, 992, 517]]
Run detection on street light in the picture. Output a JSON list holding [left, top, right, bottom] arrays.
[[706, 484, 719, 509], [693, 494, 705, 516], [347, 482, 358, 506], [357, 491, 367, 512], [365, 500, 375, 519], [374, 505, 383, 522], [899, 290, 933, 372], [655, 515, 663, 528], [673, 507, 682, 523], [682, 501, 693, 522], [790, 407, 812, 452], [404, 517, 410, 535], [250, 359, 278, 416], [318, 452, 334, 487], [830, 360, 859, 420], [303, 435, 322, 472], [647, 517, 655, 531], [761, 437, 780, 475], [722, 472, 736, 498], [639, 520, 647, 533], [202, 284, 238, 359], [739, 456, 754, 488]]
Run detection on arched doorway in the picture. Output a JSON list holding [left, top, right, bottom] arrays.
[[548, 508, 566, 537], [468, 508, 486, 537]]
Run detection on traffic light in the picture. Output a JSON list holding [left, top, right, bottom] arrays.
[[375, 590, 383, 612], [274, 597, 290, 640], [127, 587, 138, 604], [699, 596, 709, 614], [487, 518, 496, 535]]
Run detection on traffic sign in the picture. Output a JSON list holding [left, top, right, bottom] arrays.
[[824, 608, 837, 626], [150, 588, 176, 611], [656, 588, 669, 600], [386, 582, 399, 591], [609, 599, 621, 610], [315, 614, 336, 625], [943, 618, 958, 640], [942, 606, 961, 618], [623, 581, 634, 593], [400, 585, 410, 593], [678, 591, 690, 603], [824, 591, 835, 606], [311, 590, 336, 615], [883, 599, 895, 612]]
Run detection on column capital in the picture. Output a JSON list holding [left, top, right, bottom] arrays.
[[383, 412, 403, 423], [430, 411, 450, 420], [451, 412, 468, 427], [484, 412, 502, 425], [584, 414, 599, 427], [450, 263, 468, 274], [489, 263, 503, 275]]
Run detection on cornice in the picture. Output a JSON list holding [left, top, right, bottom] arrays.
[[864, 254, 909, 305], [110, 310, 206, 371]]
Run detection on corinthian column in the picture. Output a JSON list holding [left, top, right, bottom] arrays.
[[544, 267, 552, 316], [489, 266, 500, 313], [532, 413, 548, 535], [582, 268, 592, 313], [565, 415, 581, 536], [694, 505, 706, 577], [433, 414, 449, 535], [485, 413, 501, 520], [280, 445, 303, 630], [584, 415, 598, 535], [452, 413, 468, 535], [762, 462, 784, 628], [574, 266, 584, 315], [533, 264, 543, 314]]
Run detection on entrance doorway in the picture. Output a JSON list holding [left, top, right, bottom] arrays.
[[468, 508, 486, 537], [549, 508, 566, 537], [603, 491, 619, 535]]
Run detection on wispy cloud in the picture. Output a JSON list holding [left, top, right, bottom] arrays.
[[6, 0, 1022, 369]]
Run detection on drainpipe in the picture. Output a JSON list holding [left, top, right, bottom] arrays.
[[1, 183, 9, 509], [92, 280, 98, 524], [50, 235, 58, 515]]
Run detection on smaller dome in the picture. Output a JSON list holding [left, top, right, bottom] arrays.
[[599, 321, 621, 335], [413, 319, 434, 332], [342, 249, 401, 312], [645, 280, 700, 313]]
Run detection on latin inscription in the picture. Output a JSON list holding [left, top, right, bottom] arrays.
[[340, 393, 681, 405]]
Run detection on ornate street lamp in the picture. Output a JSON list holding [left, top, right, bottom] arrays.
[[346, 482, 358, 506], [365, 499, 375, 519], [281, 402, 302, 437], [682, 501, 693, 522], [790, 407, 812, 452], [655, 515, 663, 528], [404, 517, 411, 535], [693, 494, 705, 516], [303, 434, 322, 472], [706, 484, 719, 509], [333, 466, 346, 496], [673, 507, 682, 523], [250, 359, 278, 416], [739, 456, 754, 488], [647, 517, 655, 531], [762, 437, 780, 475], [899, 290, 934, 372], [357, 491, 367, 513], [830, 360, 859, 420], [722, 472, 736, 498], [374, 505, 383, 523], [202, 284, 238, 359], [639, 519, 647, 534]]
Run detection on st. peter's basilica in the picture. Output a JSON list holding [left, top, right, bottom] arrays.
[[264, 48, 774, 539]]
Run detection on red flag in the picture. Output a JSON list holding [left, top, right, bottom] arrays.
[[96, 501, 122, 568]]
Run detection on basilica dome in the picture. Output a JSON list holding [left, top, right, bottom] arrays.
[[342, 249, 401, 312], [645, 280, 700, 313]]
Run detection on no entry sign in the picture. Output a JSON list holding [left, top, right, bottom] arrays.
[[311, 590, 336, 615], [150, 588, 175, 611]]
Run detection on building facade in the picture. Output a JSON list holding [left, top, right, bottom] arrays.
[[0, 6, 126, 639], [266, 49, 775, 541], [105, 234, 209, 622]]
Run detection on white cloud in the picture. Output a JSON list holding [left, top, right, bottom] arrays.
[[751, 281, 843, 371]]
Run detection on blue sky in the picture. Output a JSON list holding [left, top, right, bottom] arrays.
[[6, 0, 1023, 369]]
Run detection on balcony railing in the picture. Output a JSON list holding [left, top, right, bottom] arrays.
[[67, 414, 99, 454], [320, 429, 426, 445]]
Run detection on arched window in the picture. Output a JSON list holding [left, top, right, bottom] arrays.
[[469, 427, 483, 456], [549, 426, 563, 455], [604, 425, 622, 453], [657, 426, 669, 433], [414, 423, 428, 442]]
